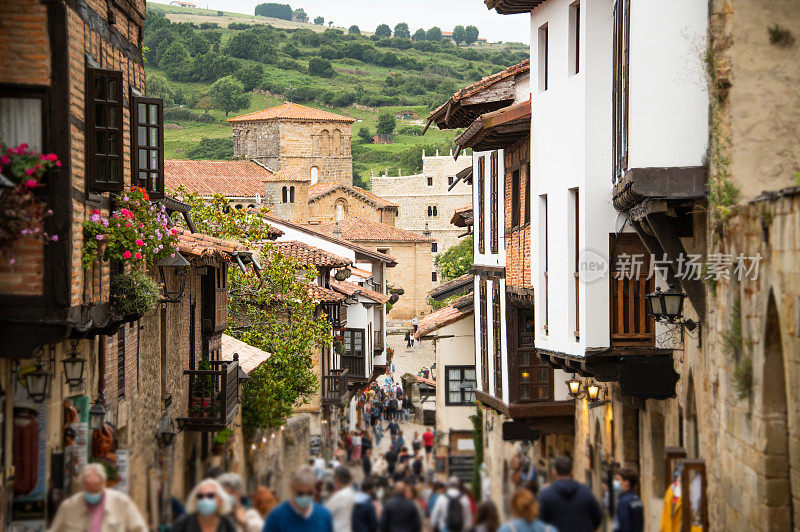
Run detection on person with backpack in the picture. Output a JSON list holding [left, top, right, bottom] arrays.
[[430, 477, 472, 532], [537, 457, 600, 532], [498, 488, 554, 532]]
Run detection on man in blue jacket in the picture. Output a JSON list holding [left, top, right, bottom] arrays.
[[613, 468, 644, 532], [538, 456, 602, 532]]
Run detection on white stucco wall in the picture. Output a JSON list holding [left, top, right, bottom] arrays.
[[431, 315, 476, 445], [472, 150, 506, 268], [530, 0, 616, 357]]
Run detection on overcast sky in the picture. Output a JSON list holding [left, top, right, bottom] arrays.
[[152, 0, 531, 44]]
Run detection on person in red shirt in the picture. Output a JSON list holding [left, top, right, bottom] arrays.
[[422, 428, 435, 464]]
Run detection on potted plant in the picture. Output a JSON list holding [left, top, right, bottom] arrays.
[[0, 143, 60, 263], [192, 359, 215, 417], [212, 428, 233, 455], [110, 270, 160, 319]]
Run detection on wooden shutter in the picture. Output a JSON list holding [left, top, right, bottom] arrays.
[[524, 163, 531, 224], [493, 281, 502, 398], [131, 95, 164, 199], [490, 152, 499, 254], [609, 233, 655, 346], [215, 267, 228, 333], [478, 157, 485, 254], [480, 282, 488, 391], [87, 68, 123, 192], [511, 169, 521, 228]]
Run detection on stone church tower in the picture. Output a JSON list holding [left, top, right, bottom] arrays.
[[228, 102, 354, 186]]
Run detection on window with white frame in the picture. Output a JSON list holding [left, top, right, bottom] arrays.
[[446, 366, 476, 406]]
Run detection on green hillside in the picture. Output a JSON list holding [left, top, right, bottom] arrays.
[[144, 2, 526, 187]]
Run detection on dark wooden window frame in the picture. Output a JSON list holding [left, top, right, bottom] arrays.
[[480, 282, 489, 391], [524, 163, 531, 224], [510, 306, 553, 403], [290, 186, 295, 203], [431, 271, 438, 282], [131, 95, 164, 198], [431, 242, 438, 253], [87, 68, 123, 192], [572, 187, 580, 341], [490, 151, 499, 254], [427, 177, 433, 186], [539, 24, 549, 92], [571, 1, 581, 75], [343, 328, 366, 358], [542, 194, 549, 334], [612, 0, 631, 183], [492, 280, 503, 398], [478, 157, 486, 254], [445, 365, 477, 406], [511, 169, 521, 228]]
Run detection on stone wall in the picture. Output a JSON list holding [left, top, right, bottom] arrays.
[[264, 181, 309, 222], [308, 190, 396, 226], [232, 119, 353, 186]]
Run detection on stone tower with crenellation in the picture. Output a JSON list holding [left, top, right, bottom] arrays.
[[228, 102, 354, 186]]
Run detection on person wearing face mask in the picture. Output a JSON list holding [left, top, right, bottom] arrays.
[[171, 478, 238, 532], [217, 473, 248, 530], [49, 463, 147, 532], [264, 465, 333, 531], [613, 468, 643, 532]]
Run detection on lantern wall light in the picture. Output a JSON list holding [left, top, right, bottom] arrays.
[[62, 341, 86, 386], [157, 252, 190, 303], [645, 286, 702, 349], [88, 396, 106, 430], [25, 364, 54, 403]]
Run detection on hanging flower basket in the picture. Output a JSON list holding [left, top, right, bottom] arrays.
[[82, 186, 178, 269], [110, 270, 160, 318], [334, 268, 352, 281], [0, 142, 60, 263]]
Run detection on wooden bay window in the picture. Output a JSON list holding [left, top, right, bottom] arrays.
[[132, 95, 164, 198], [87, 68, 123, 192]]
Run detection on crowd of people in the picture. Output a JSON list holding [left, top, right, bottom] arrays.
[[49, 454, 644, 532]]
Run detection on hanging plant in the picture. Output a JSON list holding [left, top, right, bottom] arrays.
[[110, 270, 160, 318], [82, 186, 178, 269], [334, 267, 351, 281], [0, 142, 60, 263]]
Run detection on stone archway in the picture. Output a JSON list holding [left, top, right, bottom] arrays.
[[761, 291, 794, 529]]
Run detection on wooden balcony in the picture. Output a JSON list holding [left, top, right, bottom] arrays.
[[610, 274, 655, 347], [177, 356, 240, 432], [374, 330, 384, 353], [321, 368, 349, 406], [341, 355, 366, 381]]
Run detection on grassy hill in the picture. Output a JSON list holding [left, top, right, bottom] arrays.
[[144, 2, 525, 186]]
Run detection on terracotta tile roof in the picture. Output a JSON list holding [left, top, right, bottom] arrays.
[[348, 266, 373, 280], [165, 159, 272, 197], [428, 273, 474, 301], [228, 102, 355, 124], [330, 279, 391, 304], [416, 300, 473, 338], [261, 214, 398, 265], [455, 98, 531, 152], [416, 376, 436, 387], [307, 182, 398, 209], [221, 334, 270, 375], [309, 283, 346, 303], [174, 227, 246, 259], [271, 241, 352, 268], [321, 217, 435, 243], [266, 168, 311, 182]]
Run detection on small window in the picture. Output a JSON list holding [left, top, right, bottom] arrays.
[[446, 366, 477, 405], [524, 163, 531, 224], [377, 248, 390, 255], [427, 177, 433, 186], [431, 242, 438, 253], [132, 96, 164, 199], [282, 186, 288, 203], [569, 1, 581, 75], [311, 166, 319, 184], [538, 24, 549, 92], [427, 206, 432, 217], [511, 169, 521, 227], [431, 271, 437, 282], [433, 206, 438, 217], [290, 186, 295, 203], [87, 68, 124, 192], [448, 176, 454, 186]]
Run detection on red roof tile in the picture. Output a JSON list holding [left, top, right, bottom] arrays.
[[228, 102, 355, 124], [321, 217, 435, 243], [221, 334, 270, 375], [165, 159, 272, 197], [330, 279, 391, 304], [309, 283, 346, 303], [307, 182, 398, 208], [174, 227, 247, 259], [267, 168, 311, 182], [416, 301, 473, 338], [271, 241, 351, 268]]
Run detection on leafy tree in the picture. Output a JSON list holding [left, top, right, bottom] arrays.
[[160, 40, 190, 73], [235, 63, 263, 91], [357, 127, 373, 143], [426, 26, 443, 42], [292, 8, 308, 22], [308, 57, 335, 78], [453, 25, 466, 45], [177, 191, 330, 433], [394, 22, 411, 39], [376, 112, 396, 135], [254, 3, 292, 20], [328, 21, 334, 27], [348, 25, 361, 35], [185, 137, 234, 159], [145, 73, 177, 106], [281, 42, 302, 58], [412, 28, 427, 41], [195, 96, 214, 114], [314, 16, 324, 25], [435, 236, 473, 281], [465, 25, 480, 45], [375, 24, 392, 39], [209, 75, 250, 115]]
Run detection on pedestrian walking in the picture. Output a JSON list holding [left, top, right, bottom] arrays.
[[427, 481, 446, 520], [49, 463, 147, 532], [379, 481, 422, 532], [352, 432, 363, 462], [385, 448, 399, 476], [362, 448, 373, 478], [326, 466, 357, 532], [537, 457, 600, 532], [243, 486, 277, 532], [412, 316, 418, 333], [422, 428, 435, 464], [405, 330, 412, 348], [374, 453, 389, 478], [613, 468, 644, 532], [402, 395, 412, 423], [430, 476, 472, 532], [388, 419, 400, 437], [411, 452, 424, 478], [498, 488, 554, 532], [217, 472, 248, 528], [171, 478, 238, 532], [473, 500, 501, 532], [264, 465, 333, 531], [412, 431, 422, 454], [353, 481, 379, 532]]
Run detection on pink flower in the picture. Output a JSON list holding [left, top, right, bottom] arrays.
[[125, 222, 131, 228], [56, 160, 61, 167], [96, 234, 104, 241], [91, 213, 101, 223], [25, 168, 35, 176], [102, 219, 109, 227], [0, 155, 9, 165], [23, 179, 37, 189], [135, 252, 142, 260], [122, 251, 132, 259], [170, 228, 178, 236], [8, 257, 15, 265], [92, 210, 100, 215], [50, 234, 58, 242], [18, 143, 28, 151], [135, 239, 145, 247]]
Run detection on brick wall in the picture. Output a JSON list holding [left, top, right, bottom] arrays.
[[504, 138, 531, 289], [0, 0, 50, 85]]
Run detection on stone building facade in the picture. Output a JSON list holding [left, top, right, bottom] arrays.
[[228, 102, 354, 186], [371, 152, 472, 284], [308, 182, 398, 225]]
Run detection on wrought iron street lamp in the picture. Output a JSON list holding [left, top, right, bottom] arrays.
[[157, 252, 190, 303], [156, 414, 177, 447], [62, 342, 86, 386], [646, 286, 701, 348], [566, 376, 582, 398], [88, 397, 106, 430], [586, 383, 602, 402], [26, 364, 54, 403]]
